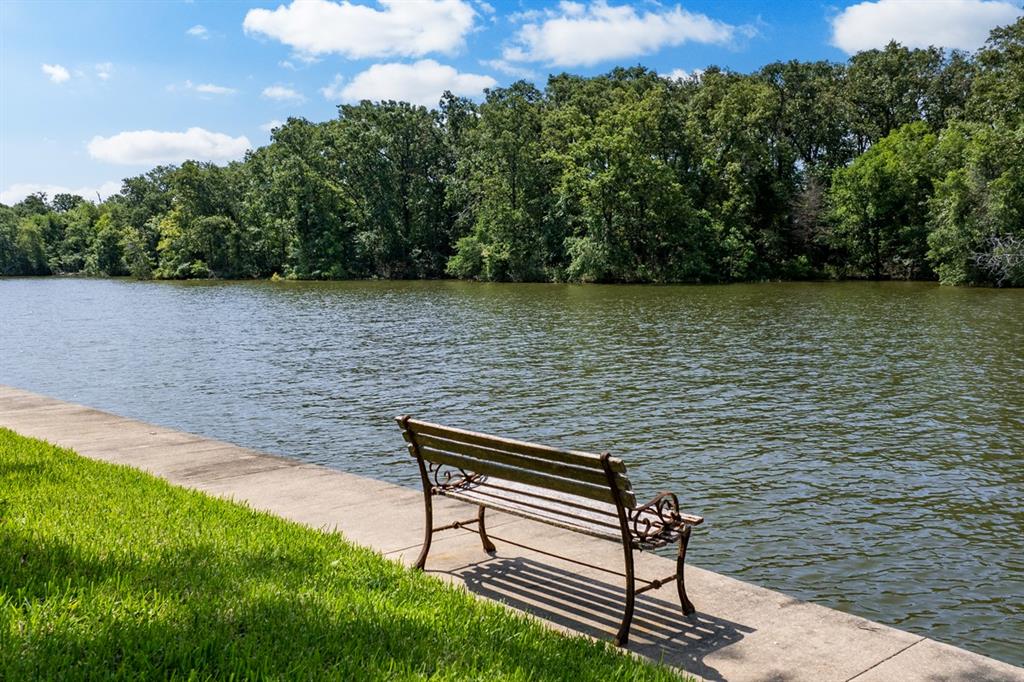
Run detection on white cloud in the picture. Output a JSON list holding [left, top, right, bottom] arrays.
[[194, 82, 237, 95], [504, 1, 745, 67], [1, 180, 122, 205], [243, 0, 476, 59], [338, 60, 496, 107], [320, 75, 346, 100], [262, 85, 305, 102], [87, 127, 251, 165], [186, 24, 209, 39], [260, 119, 284, 133], [831, 0, 1024, 54], [559, 1, 586, 17], [663, 68, 703, 81], [95, 62, 113, 80], [480, 59, 538, 79], [167, 80, 239, 95], [42, 63, 70, 83]]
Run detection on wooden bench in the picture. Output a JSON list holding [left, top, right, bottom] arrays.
[[396, 416, 704, 646]]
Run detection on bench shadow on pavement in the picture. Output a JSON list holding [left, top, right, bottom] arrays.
[[447, 556, 755, 682]]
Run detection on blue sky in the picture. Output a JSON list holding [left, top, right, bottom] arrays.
[[2, 0, 1021, 204]]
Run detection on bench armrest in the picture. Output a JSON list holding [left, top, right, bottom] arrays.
[[628, 492, 703, 545]]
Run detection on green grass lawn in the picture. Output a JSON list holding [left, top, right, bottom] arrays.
[[0, 428, 684, 680]]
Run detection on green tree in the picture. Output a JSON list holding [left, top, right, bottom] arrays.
[[117, 166, 176, 258], [14, 215, 51, 275], [333, 101, 452, 277], [844, 42, 961, 151], [967, 17, 1024, 126], [256, 118, 356, 278], [759, 60, 854, 173], [56, 201, 99, 273], [927, 123, 1024, 285], [556, 80, 709, 281], [12, 192, 49, 217], [0, 205, 22, 275], [88, 211, 127, 276], [828, 122, 939, 279], [686, 69, 796, 279], [448, 82, 556, 281]]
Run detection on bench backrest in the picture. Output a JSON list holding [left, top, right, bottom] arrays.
[[397, 416, 637, 509]]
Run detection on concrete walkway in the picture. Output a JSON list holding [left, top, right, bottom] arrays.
[[1, 384, 1020, 682]]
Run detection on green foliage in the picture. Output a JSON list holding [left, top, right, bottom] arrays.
[[446, 234, 485, 279], [254, 118, 356, 279], [758, 60, 855, 172], [687, 69, 797, 280], [967, 18, 1024, 126], [845, 42, 948, 150], [827, 122, 939, 279], [89, 212, 127, 276], [0, 207, 17, 275], [927, 123, 1024, 285], [336, 101, 455, 278], [3, 18, 1022, 286], [556, 76, 709, 282], [14, 215, 51, 275], [122, 226, 153, 280], [453, 81, 557, 281], [56, 201, 99, 273], [0, 428, 682, 681]]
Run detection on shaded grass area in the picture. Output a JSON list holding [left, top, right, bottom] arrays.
[[0, 428, 684, 680]]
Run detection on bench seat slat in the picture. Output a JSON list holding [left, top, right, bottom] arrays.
[[476, 479, 622, 519], [414, 445, 628, 505], [444, 478, 698, 549], [409, 432, 633, 492], [443, 486, 624, 543], [460, 479, 624, 530], [405, 418, 626, 473], [477, 479, 702, 529]]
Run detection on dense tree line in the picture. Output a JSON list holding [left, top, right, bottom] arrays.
[[3, 20, 1022, 286]]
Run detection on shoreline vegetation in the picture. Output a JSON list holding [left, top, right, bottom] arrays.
[[2, 21, 1021, 288], [0, 428, 685, 680]]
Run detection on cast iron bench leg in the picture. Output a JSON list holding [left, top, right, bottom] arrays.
[[615, 546, 636, 647], [677, 525, 695, 616], [414, 458, 433, 570], [478, 505, 497, 553]]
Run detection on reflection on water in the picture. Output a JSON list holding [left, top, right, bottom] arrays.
[[1, 278, 1022, 664]]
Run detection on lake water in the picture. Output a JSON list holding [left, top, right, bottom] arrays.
[[1, 277, 1021, 665]]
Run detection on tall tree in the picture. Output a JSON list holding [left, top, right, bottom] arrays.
[[967, 17, 1024, 126], [828, 122, 939, 279], [448, 82, 556, 281], [333, 101, 452, 277], [927, 123, 1024, 285]]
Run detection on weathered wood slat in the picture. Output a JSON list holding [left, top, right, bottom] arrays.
[[478, 479, 622, 518], [413, 445, 622, 505], [463, 479, 624, 528], [443, 488, 624, 543], [482, 479, 700, 527], [404, 418, 626, 473], [410, 432, 633, 492], [446, 482, 697, 548]]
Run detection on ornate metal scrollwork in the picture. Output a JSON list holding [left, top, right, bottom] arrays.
[[629, 492, 683, 545], [427, 460, 481, 492]]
